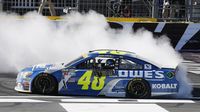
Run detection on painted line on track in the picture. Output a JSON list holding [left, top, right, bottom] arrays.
[[61, 99, 120, 103], [0, 96, 73, 98], [61, 99, 195, 104], [0, 99, 49, 103], [137, 99, 195, 103], [59, 103, 169, 112], [0, 96, 198, 103]]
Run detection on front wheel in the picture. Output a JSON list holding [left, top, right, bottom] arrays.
[[32, 74, 57, 95], [126, 78, 151, 98]]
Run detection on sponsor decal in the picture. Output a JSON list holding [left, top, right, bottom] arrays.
[[62, 70, 76, 77], [34, 64, 47, 68], [144, 64, 152, 70], [113, 85, 124, 89], [32, 64, 47, 71], [118, 70, 164, 79], [23, 78, 31, 82], [166, 72, 175, 79], [69, 72, 76, 76], [63, 71, 68, 76], [47, 65, 62, 70], [68, 78, 76, 83], [62, 70, 71, 82], [152, 83, 177, 89]]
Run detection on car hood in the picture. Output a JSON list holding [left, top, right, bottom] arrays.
[[21, 63, 64, 72]]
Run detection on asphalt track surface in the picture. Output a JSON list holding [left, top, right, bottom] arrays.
[[0, 53, 200, 112]]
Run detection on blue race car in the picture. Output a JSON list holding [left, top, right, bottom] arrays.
[[15, 49, 179, 98]]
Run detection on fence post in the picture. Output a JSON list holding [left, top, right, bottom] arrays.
[[190, 0, 193, 22], [152, 0, 158, 18], [0, 0, 2, 12]]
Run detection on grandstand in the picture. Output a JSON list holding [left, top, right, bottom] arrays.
[[0, 0, 200, 22]]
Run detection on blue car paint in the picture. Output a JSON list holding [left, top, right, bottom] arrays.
[[15, 50, 179, 97]]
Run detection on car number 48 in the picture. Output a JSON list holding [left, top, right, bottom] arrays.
[[78, 70, 106, 90]]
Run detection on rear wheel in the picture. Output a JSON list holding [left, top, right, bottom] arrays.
[[126, 78, 151, 98], [32, 74, 57, 95]]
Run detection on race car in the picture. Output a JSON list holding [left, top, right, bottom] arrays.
[[15, 49, 179, 98]]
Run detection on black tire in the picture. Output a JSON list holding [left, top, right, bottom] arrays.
[[126, 78, 151, 98], [32, 73, 58, 95]]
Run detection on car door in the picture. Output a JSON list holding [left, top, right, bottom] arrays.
[[67, 55, 118, 96], [62, 57, 94, 95]]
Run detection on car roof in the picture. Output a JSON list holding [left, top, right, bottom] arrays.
[[87, 49, 164, 68], [89, 49, 136, 57]]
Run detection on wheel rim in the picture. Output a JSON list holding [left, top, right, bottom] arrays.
[[35, 75, 55, 94], [129, 82, 146, 96]]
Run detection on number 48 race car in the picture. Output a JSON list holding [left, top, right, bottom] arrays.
[[15, 49, 179, 98]]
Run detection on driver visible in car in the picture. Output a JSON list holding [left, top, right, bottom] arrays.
[[104, 59, 115, 69]]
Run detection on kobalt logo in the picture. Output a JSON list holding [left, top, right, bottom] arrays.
[[118, 70, 164, 79], [152, 84, 177, 89]]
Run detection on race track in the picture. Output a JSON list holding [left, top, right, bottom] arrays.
[[0, 53, 199, 112]]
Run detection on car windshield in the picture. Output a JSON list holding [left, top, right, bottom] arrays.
[[65, 56, 84, 67]]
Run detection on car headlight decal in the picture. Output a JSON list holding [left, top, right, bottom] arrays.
[[20, 72, 33, 79]]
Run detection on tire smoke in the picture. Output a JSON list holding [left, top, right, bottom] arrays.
[[0, 11, 192, 97], [175, 64, 193, 98]]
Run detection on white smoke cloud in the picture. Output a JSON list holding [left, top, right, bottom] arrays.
[[0, 11, 192, 97], [0, 11, 182, 72], [175, 64, 193, 98]]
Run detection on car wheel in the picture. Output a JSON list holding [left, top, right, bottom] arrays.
[[32, 74, 57, 95], [126, 78, 151, 98]]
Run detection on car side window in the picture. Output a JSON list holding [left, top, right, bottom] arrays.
[[119, 59, 143, 70], [94, 56, 118, 76], [76, 59, 94, 69], [95, 56, 118, 70], [76, 56, 118, 70]]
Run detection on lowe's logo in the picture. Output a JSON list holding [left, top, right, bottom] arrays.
[[118, 70, 164, 79]]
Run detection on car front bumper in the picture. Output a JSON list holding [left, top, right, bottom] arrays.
[[14, 82, 31, 93]]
